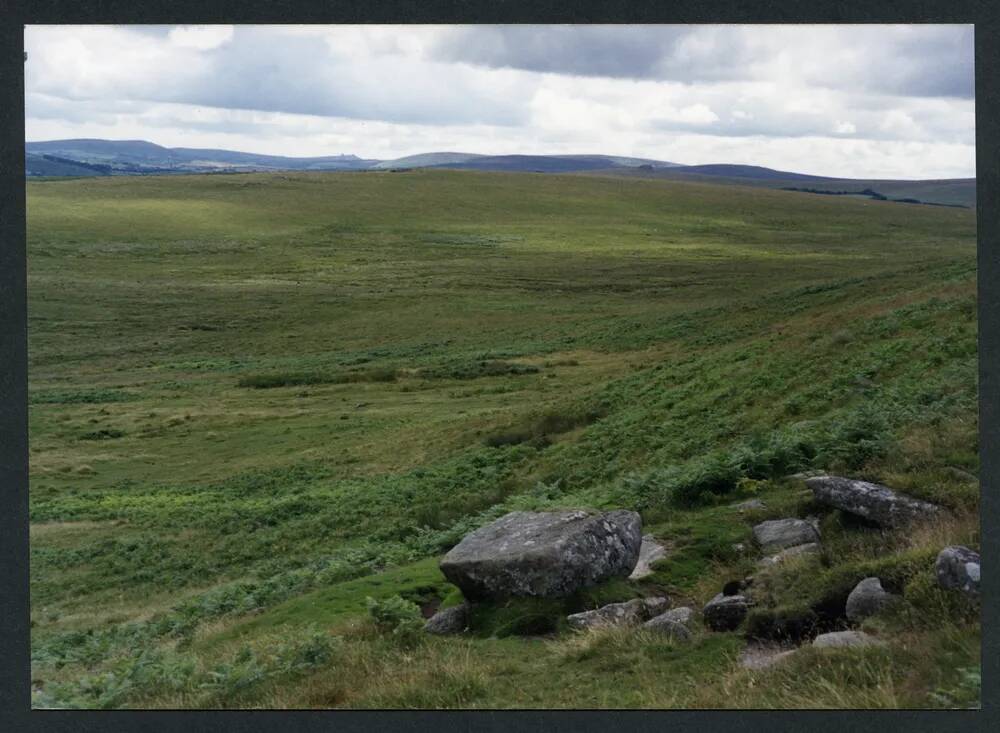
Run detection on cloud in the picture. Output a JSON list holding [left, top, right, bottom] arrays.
[[429, 24, 974, 99], [168, 25, 234, 50], [23, 24, 976, 178]]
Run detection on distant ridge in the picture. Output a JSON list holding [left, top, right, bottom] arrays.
[[23, 138, 974, 207]]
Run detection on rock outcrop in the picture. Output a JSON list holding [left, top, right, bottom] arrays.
[[752, 518, 821, 553], [566, 597, 669, 630], [935, 545, 980, 599], [423, 604, 469, 635], [643, 606, 695, 641], [628, 535, 668, 580], [845, 577, 896, 622], [805, 475, 941, 527], [703, 593, 749, 631], [440, 510, 642, 601]]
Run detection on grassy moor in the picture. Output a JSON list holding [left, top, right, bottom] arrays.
[[28, 169, 979, 709]]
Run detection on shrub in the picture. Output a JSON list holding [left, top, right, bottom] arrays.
[[366, 595, 425, 645]]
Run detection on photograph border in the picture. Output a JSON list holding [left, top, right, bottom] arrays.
[[2, 2, 996, 731]]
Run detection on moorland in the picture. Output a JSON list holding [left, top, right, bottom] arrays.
[[27, 168, 979, 708]]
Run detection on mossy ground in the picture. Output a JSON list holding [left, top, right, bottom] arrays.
[[28, 169, 978, 708]]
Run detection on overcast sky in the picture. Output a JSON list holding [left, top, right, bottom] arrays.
[[24, 24, 975, 179]]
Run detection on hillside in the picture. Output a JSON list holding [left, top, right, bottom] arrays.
[[587, 165, 977, 208], [27, 170, 978, 709]]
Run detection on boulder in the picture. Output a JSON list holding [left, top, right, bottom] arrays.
[[752, 518, 820, 553], [935, 545, 980, 599], [732, 499, 766, 512], [628, 535, 668, 580], [703, 593, 749, 631], [812, 630, 885, 648], [423, 604, 469, 635], [440, 510, 642, 601], [845, 577, 895, 622], [643, 606, 696, 641], [757, 542, 820, 568], [566, 597, 669, 631], [805, 476, 941, 527]]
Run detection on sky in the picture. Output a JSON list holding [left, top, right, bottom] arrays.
[[24, 24, 976, 179]]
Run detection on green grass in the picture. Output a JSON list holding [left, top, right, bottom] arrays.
[[28, 169, 978, 708]]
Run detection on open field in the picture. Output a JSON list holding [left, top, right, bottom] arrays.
[[27, 169, 979, 709]]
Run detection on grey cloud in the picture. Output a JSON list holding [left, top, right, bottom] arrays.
[[429, 25, 974, 99]]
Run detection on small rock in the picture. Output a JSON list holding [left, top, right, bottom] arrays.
[[732, 499, 766, 512], [566, 597, 669, 630], [628, 535, 668, 580], [643, 607, 695, 642], [752, 518, 820, 553], [703, 593, 749, 631], [846, 577, 896, 622], [935, 545, 980, 599], [943, 466, 977, 483], [424, 604, 469, 635], [722, 580, 744, 596], [739, 642, 797, 670], [805, 475, 941, 528], [757, 542, 820, 568], [812, 630, 885, 648]]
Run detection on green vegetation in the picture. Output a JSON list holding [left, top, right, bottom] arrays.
[[28, 169, 978, 708]]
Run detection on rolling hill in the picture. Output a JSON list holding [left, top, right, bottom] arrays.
[[24, 138, 975, 208]]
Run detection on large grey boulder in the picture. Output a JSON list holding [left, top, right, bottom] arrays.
[[752, 518, 820, 553], [846, 577, 896, 622], [703, 593, 749, 631], [440, 510, 642, 601], [935, 545, 980, 599], [643, 606, 696, 641], [566, 597, 669, 630], [423, 604, 469, 635], [805, 476, 941, 527], [628, 535, 668, 580], [812, 630, 885, 648]]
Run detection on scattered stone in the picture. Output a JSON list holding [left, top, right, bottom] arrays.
[[757, 542, 820, 568], [732, 499, 766, 512], [566, 597, 670, 630], [805, 476, 941, 528], [643, 607, 696, 641], [935, 545, 980, 599], [440, 509, 642, 601], [703, 593, 749, 631], [739, 641, 797, 670], [752, 518, 821, 553], [423, 604, 469, 635], [943, 466, 977, 483], [812, 630, 885, 648], [628, 535, 668, 580], [846, 577, 896, 622]]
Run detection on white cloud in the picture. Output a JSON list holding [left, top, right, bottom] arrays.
[[168, 25, 234, 50], [23, 24, 976, 178]]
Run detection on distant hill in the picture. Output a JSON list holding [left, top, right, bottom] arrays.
[[25, 139, 378, 175], [584, 164, 977, 209], [22, 138, 975, 207], [430, 154, 680, 173], [372, 152, 485, 169]]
